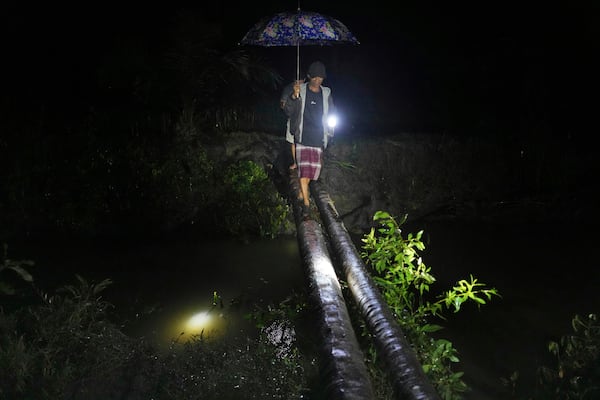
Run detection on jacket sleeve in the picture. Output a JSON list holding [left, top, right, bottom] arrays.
[[283, 94, 301, 118], [328, 94, 335, 115], [280, 82, 294, 109], [327, 93, 335, 138]]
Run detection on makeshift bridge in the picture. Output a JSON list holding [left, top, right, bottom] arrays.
[[287, 171, 440, 400]]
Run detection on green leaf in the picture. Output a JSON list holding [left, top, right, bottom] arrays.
[[421, 324, 443, 333], [6, 265, 34, 282]]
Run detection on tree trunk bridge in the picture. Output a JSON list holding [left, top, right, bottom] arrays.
[[287, 171, 440, 400]]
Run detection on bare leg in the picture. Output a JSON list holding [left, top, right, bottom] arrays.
[[294, 145, 303, 199], [299, 177, 311, 207], [289, 143, 297, 169]]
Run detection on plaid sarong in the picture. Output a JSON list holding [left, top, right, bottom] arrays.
[[296, 144, 322, 180]]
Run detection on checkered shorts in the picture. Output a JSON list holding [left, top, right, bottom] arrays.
[[295, 144, 323, 180]]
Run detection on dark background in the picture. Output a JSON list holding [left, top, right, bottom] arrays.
[[2, 1, 598, 240], [2, 5, 598, 397], [4, 2, 598, 136]]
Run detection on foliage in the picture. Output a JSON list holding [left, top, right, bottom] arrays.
[[219, 160, 290, 239], [501, 313, 600, 399], [0, 275, 309, 399], [1, 15, 286, 240], [534, 313, 600, 399], [360, 210, 500, 399], [0, 275, 134, 399], [243, 292, 322, 396], [245, 292, 307, 331], [163, 13, 284, 133], [153, 292, 314, 400], [0, 243, 34, 296], [151, 333, 307, 400], [133, 120, 217, 233]]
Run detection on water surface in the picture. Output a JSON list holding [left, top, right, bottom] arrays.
[[12, 218, 599, 398]]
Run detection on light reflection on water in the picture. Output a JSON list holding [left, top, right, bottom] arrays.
[[21, 235, 304, 347], [152, 303, 229, 346], [122, 236, 304, 347], [16, 219, 599, 397]]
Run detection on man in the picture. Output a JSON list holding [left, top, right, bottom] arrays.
[[282, 61, 335, 218]]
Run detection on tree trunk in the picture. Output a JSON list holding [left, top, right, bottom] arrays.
[[312, 180, 440, 400], [289, 172, 375, 399]]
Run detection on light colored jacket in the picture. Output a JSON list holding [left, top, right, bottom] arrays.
[[284, 83, 335, 148]]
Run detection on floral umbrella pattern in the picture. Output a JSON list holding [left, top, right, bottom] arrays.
[[240, 11, 359, 47], [240, 10, 359, 79]]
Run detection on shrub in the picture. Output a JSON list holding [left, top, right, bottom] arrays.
[[220, 160, 290, 239], [360, 211, 500, 399], [535, 313, 600, 399], [0, 271, 308, 399]]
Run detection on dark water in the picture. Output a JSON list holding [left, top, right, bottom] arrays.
[[404, 218, 600, 399], [10, 218, 599, 398], [10, 235, 304, 345]]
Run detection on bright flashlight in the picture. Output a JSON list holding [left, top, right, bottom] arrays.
[[327, 115, 338, 129]]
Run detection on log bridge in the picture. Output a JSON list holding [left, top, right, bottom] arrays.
[[288, 172, 440, 400]]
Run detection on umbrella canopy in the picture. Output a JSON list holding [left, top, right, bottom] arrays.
[[240, 10, 359, 80]]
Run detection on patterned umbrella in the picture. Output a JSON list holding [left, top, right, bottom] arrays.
[[240, 9, 359, 80]]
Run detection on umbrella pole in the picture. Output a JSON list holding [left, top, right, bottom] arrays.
[[296, 42, 300, 81], [296, 1, 301, 81]]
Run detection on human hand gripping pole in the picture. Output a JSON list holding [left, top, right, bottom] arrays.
[[292, 80, 302, 99]]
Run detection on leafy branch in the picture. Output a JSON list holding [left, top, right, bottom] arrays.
[[360, 210, 501, 399], [0, 243, 34, 295]]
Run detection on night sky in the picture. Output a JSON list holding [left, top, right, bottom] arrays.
[[4, 2, 598, 136]]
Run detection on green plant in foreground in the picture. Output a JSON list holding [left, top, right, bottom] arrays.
[[1, 275, 309, 399], [0, 275, 133, 399], [360, 211, 500, 399]]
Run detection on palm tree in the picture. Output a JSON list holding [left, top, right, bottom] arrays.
[[163, 12, 283, 133]]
